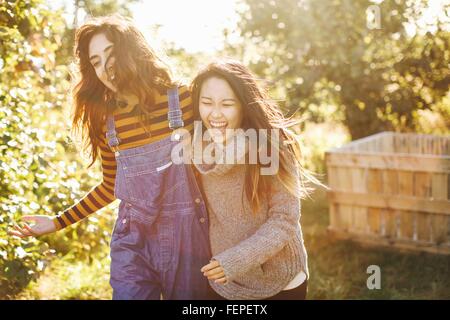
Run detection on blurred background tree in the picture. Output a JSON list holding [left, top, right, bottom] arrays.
[[224, 0, 449, 139], [0, 0, 134, 299]]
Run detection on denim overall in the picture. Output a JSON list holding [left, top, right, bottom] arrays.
[[106, 87, 211, 300]]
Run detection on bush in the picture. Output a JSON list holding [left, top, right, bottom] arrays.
[[0, 0, 114, 298]]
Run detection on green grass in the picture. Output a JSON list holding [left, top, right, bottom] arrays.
[[16, 251, 112, 300], [302, 188, 450, 300], [15, 188, 450, 300]]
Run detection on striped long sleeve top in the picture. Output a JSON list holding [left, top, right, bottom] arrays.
[[53, 85, 193, 230]]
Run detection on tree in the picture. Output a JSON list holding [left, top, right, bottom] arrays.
[[231, 0, 450, 139], [0, 0, 135, 298]]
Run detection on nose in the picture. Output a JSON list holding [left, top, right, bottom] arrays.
[[101, 57, 115, 81], [97, 62, 108, 81], [210, 105, 223, 119]]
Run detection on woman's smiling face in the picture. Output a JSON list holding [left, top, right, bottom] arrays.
[[88, 32, 117, 92], [199, 76, 244, 143]]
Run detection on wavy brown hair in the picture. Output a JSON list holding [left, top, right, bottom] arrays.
[[71, 14, 175, 167], [191, 59, 327, 214]]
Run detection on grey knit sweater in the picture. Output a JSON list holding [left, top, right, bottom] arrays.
[[193, 135, 309, 300]]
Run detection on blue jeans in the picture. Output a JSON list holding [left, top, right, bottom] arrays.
[[106, 88, 211, 300]]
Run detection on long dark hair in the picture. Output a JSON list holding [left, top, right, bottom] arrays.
[[71, 14, 174, 167], [191, 59, 326, 213]]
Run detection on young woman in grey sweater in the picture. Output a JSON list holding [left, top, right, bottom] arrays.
[[189, 59, 325, 300]]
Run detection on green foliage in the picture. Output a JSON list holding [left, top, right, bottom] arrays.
[[231, 0, 450, 139], [16, 249, 112, 300], [0, 0, 115, 298]]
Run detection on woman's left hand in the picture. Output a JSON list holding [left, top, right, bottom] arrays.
[[201, 260, 228, 284]]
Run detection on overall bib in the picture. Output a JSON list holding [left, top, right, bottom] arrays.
[[106, 87, 211, 300]]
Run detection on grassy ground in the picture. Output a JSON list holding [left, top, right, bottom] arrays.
[[302, 188, 450, 300], [16, 252, 112, 300], [16, 188, 450, 300]]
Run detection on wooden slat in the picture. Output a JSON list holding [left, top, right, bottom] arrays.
[[382, 209, 399, 238], [327, 166, 340, 229], [351, 167, 368, 233], [431, 173, 449, 244], [410, 134, 420, 154], [351, 168, 367, 193], [368, 207, 381, 234], [397, 171, 415, 240], [414, 172, 432, 198], [398, 171, 414, 196], [415, 172, 432, 242], [327, 191, 450, 215], [383, 170, 398, 194], [399, 210, 415, 241], [326, 152, 450, 173], [436, 137, 442, 154], [339, 205, 353, 232], [381, 169, 399, 239], [336, 167, 353, 231], [367, 169, 382, 235], [416, 212, 431, 242], [327, 166, 339, 190], [428, 136, 435, 155], [395, 134, 409, 154], [368, 169, 383, 194], [426, 136, 432, 154], [335, 166, 352, 192], [382, 132, 394, 153]]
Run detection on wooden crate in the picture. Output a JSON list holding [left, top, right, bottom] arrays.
[[325, 131, 450, 254]]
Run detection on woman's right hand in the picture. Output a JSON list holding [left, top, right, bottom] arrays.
[[7, 215, 57, 238]]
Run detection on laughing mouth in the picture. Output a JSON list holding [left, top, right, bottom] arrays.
[[209, 120, 228, 129]]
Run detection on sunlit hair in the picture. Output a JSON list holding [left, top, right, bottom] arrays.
[[190, 59, 327, 214], [71, 14, 174, 167]]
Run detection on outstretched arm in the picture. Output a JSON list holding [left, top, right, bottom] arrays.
[[9, 135, 117, 237]]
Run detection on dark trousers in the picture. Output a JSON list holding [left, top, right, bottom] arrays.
[[205, 279, 308, 300]]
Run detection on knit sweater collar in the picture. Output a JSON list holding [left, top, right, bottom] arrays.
[[193, 131, 249, 177]]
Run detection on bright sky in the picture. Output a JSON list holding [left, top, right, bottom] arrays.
[[49, 0, 240, 54], [130, 0, 240, 53]]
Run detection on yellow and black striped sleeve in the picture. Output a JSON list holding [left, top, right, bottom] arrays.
[[51, 85, 193, 230], [52, 135, 117, 230]]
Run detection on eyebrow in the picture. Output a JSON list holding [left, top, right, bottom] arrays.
[[200, 96, 236, 102], [89, 45, 113, 62]]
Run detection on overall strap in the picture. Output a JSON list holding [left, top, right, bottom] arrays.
[[105, 113, 121, 154], [167, 86, 184, 130]]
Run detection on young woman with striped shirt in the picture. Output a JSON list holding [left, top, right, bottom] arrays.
[[9, 14, 211, 300]]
